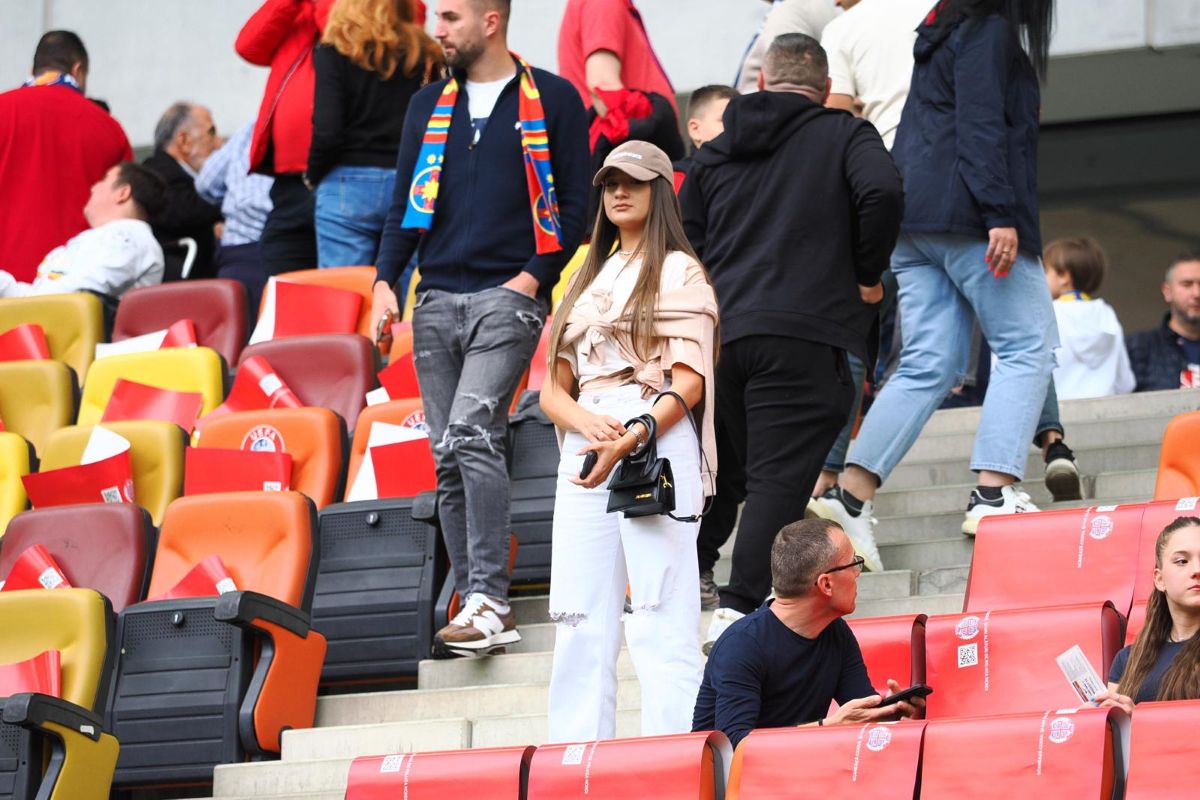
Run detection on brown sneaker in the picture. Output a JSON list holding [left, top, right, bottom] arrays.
[[434, 592, 520, 658]]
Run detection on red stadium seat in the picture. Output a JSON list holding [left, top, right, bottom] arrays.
[[0, 503, 155, 612], [1125, 601, 1147, 645], [966, 504, 1145, 616], [238, 333, 376, 432], [924, 602, 1123, 718], [921, 707, 1124, 799], [112, 279, 248, 365], [346, 746, 534, 799], [1124, 699, 1200, 798], [848, 614, 927, 693], [527, 732, 731, 800], [727, 721, 925, 799], [1154, 410, 1200, 500]]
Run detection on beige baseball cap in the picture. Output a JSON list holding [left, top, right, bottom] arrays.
[[592, 140, 674, 186]]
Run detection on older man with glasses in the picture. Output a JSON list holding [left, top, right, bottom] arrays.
[[692, 518, 923, 747]]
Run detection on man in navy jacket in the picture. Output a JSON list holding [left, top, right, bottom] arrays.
[[372, 0, 589, 658]]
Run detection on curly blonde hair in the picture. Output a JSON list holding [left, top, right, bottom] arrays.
[[323, 0, 443, 80]]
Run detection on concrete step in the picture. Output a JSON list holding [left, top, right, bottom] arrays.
[[918, 565, 970, 597], [213, 758, 351, 796], [472, 709, 642, 748], [282, 718, 470, 762], [917, 389, 1198, 438], [848, 593, 964, 619]]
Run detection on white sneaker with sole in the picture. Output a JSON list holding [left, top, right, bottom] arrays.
[[961, 485, 1040, 536], [807, 487, 884, 573], [702, 607, 745, 655]]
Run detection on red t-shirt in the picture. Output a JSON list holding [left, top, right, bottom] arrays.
[[0, 84, 132, 282], [557, 0, 677, 115]]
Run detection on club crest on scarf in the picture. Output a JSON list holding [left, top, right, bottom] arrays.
[[402, 53, 563, 255]]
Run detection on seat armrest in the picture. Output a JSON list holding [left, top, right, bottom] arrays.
[[2, 693, 105, 742], [215, 590, 312, 638], [412, 490, 437, 523]]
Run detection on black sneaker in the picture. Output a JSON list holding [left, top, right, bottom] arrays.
[[962, 485, 1040, 536], [1044, 441, 1082, 502]]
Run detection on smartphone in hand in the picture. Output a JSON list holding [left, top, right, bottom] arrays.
[[876, 684, 933, 708], [580, 451, 598, 480]]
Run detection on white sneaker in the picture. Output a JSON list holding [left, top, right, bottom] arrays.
[[702, 607, 745, 656], [808, 487, 884, 573], [961, 485, 1040, 537]]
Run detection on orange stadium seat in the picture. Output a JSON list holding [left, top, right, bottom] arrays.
[[924, 602, 1123, 719], [107, 491, 325, 788], [0, 431, 32, 534], [0, 359, 76, 456], [526, 732, 732, 800], [1124, 699, 1200, 798], [41, 420, 187, 526], [526, 317, 553, 393], [1154, 410, 1200, 500], [727, 721, 925, 799], [0, 293, 104, 381], [195, 407, 346, 509], [965, 504, 1146, 616], [346, 745, 534, 799], [344, 398, 425, 498], [112, 278, 249, 365], [0, 503, 155, 612], [268, 266, 377, 338], [848, 614, 927, 693], [921, 707, 1124, 799], [238, 333, 376, 432]]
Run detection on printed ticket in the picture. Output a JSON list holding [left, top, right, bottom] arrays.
[[1056, 644, 1106, 705]]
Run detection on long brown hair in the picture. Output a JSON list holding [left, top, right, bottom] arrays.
[[323, 0, 443, 80], [547, 175, 711, 370], [1118, 516, 1200, 701]]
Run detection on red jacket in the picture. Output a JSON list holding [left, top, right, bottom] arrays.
[[236, 0, 332, 176], [0, 84, 132, 282]]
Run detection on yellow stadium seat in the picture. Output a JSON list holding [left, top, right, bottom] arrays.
[[77, 347, 226, 427], [552, 244, 590, 311], [0, 360, 76, 456], [0, 432, 32, 534], [0, 588, 119, 800], [402, 267, 421, 321], [0, 293, 103, 382], [41, 421, 187, 526]]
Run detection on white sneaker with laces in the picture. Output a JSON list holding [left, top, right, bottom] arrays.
[[435, 591, 520, 657], [961, 484, 1040, 536], [807, 488, 884, 573], [702, 607, 745, 656]]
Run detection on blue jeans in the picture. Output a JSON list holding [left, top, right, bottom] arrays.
[[314, 165, 396, 268], [823, 351, 867, 472], [847, 233, 1057, 482]]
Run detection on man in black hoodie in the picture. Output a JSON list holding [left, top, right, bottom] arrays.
[[680, 33, 903, 652]]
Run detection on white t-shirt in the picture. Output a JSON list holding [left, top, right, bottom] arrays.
[[820, 0, 932, 150], [0, 218, 164, 299], [737, 0, 842, 94], [571, 250, 694, 387], [465, 73, 515, 146]]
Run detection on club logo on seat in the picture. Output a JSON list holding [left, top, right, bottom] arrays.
[[1048, 716, 1074, 744], [242, 425, 285, 453], [1089, 515, 1113, 540], [402, 410, 427, 431], [866, 726, 892, 752], [955, 616, 980, 640]]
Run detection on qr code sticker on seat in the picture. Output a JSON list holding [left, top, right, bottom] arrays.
[[958, 643, 979, 668], [101, 486, 122, 503], [561, 744, 586, 765]]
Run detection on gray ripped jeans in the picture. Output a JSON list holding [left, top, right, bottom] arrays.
[[412, 285, 547, 601]]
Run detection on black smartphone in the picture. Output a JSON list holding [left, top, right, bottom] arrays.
[[580, 451, 598, 480], [876, 683, 933, 708]]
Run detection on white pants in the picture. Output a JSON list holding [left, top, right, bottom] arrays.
[[546, 384, 704, 743]]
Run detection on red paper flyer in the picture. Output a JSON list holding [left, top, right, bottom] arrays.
[[150, 554, 238, 601], [0, 323, 50, 361], [0, 544, 72, 591], [0, 650, 61, 698], [183, 447, 293, 495], [101, 379, 204, 433], [22, 450, 135, 508], [370, 438, 437, 499]]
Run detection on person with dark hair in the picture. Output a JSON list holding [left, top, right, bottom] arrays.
[[0, 30, 132, 283], [307, 0, 444, 267], [144, 102, 224, 280], [1126, 254, 1200, 391], [540, 140, 719, 743], [672, 85, 738, 193], [692, 518, 923, 748], [815, 0, 1058, 551], [0, 163, 165, 298], [236, 0, 336, 276], [681, 33, 903, 648], [1097, 517, 1200, 713], [371, 0, 590, 658], [1041, 236, 1134, 399]]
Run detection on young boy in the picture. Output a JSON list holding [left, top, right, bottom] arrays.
[[1043, 236, 1135, 399], [673, 84, 738, 191]]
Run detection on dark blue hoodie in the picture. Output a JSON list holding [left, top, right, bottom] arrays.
[[893, 9, 1042, 254]]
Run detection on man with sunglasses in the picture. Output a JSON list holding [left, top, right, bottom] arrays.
[[692, 518, 922, 746]]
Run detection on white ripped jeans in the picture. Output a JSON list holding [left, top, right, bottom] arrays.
[[547, 383, 704, 743]]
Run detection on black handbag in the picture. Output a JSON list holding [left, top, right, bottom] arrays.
[[604, 391, 710, 522]]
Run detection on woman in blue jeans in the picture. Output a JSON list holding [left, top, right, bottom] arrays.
[[809, 0, 1058, 568], [306, 0, 442, 267]]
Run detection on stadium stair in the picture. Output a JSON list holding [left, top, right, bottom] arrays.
[[172, 388, 1198, 799]]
